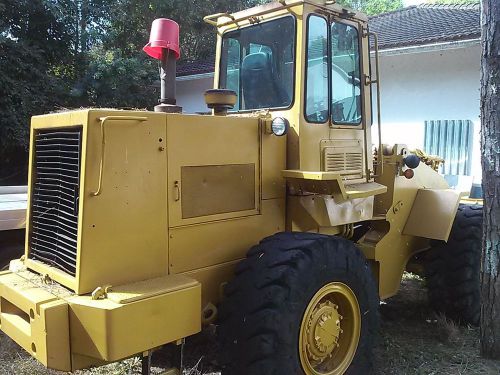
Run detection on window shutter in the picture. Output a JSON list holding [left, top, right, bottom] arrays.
[[424, 119, 474, 176]]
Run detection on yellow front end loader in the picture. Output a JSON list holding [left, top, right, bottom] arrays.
[[0, 1, 483, 374]]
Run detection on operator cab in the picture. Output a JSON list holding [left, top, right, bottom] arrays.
[[219, 10, 362, 124], [213, 0, 375, 178]]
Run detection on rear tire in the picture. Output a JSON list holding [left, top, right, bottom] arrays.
[[425, 204, 482, 325], [218, 232, 379, 375]]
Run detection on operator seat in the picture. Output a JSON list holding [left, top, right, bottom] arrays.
[[241, 52, 289, 109]]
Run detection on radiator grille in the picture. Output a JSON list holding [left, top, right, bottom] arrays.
[[29, 128, 82, 276], [324, 148, 363, 178]]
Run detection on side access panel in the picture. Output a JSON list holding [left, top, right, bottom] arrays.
[[166, 114, 261, 227]]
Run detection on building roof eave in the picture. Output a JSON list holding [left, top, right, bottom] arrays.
[[176, 71, 215, 82], [374, 38, 480, 57]]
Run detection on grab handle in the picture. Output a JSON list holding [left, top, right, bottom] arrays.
[[91, 116, 148, 197], [369, 31, 383, 177]]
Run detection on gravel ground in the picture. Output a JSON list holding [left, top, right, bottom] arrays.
[[1, 273, 499, 375]]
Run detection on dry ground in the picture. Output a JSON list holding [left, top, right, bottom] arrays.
[[1, 274, 499, 375]]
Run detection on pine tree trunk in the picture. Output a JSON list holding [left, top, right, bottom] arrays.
[[480, 0, 500, 359]]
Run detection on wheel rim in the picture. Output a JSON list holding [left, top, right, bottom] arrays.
[[299, 282, 361, 375]]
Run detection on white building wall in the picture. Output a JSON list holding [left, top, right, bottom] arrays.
[[176, 43, 482, 180], [177, 76, 213, 114], [373, 43, 481, 178]]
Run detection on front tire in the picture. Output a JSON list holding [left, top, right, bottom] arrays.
[[218, 232, 379, 375]]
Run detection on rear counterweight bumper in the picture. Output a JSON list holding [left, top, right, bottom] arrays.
[[0, 270, 201, 371]]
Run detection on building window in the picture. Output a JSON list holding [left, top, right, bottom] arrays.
[[424, 119, 474, 176]]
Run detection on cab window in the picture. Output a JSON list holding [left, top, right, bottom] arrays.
[[304, 18, 362, 125], [219, 16, 296, 111], [305, 15, 328, 123], [223, 39, 242, 110], [331, 22, 361, 125]]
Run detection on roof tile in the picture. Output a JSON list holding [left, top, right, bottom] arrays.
[[369, 3, 480, 50]]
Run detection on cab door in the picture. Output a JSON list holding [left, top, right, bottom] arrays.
[[301, 9, 373, 181]]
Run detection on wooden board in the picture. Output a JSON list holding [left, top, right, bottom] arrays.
[[0, 190, 27, 231]]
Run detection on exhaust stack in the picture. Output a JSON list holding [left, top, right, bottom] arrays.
[[144, 18, 182, 113]]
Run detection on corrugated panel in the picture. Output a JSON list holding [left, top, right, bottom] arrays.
[[424, 119, 473, 176]]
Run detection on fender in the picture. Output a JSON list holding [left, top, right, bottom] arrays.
[[403, 188, 462, 241]]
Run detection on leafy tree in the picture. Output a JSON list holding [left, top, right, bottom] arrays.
[[0, 0, 73, 63], [428, 0, 478, 4], [0, 0, 400, 184], [338, 0, 403, 15], [77, 46, 158, 108], [104, 0, 267, 61], [0, 37, 67, 183], [0, 0, 73, 184]]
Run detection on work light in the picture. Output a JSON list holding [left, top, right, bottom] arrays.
[[271, 117, 289, 136]]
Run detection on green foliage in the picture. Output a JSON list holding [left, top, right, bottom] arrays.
[[105, 0, 267, 61], [78, 47, 159, 108], [0, 37, 68, 183], [338, 0, 403, 15], [0, 0, 394, 184], [427, 0, 478, 4]]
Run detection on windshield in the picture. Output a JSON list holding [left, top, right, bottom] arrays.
[[219, 16, 296, 111]]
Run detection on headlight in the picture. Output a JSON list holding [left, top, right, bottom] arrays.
[[271, 117, 289, 136]]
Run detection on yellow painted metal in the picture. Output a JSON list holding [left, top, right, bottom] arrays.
[[67, 276, 200, 365], [0, 271, 71, 371], [296, 195, 375, 227], [183, 260, 240, 310], [0, 270, 201, 371], [358, 144, 454, 299], [461, 197, 484, 205], [181, 164, 256, 218], [166, 114, 262, 227], [0, 1, 466, 372], [169, 199, 285, 274], [91, 115, 149, 197], [282, 170, 386, 200], [344, 182, 387, 200], [9, 106, 287, 370], [299, 282, 361, 375], [403, 189, 462, 240], [25, 109, 169, 295]]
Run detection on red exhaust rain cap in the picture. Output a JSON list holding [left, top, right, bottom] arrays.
[[143, 18, 180, 60]]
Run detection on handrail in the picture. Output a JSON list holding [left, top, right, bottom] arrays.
[[204, 1, 366, 29], [203, 2, 300, 28], [91, 116, 148, 197], [203, 13, 235, 26], [369, 31, 383, 177]]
